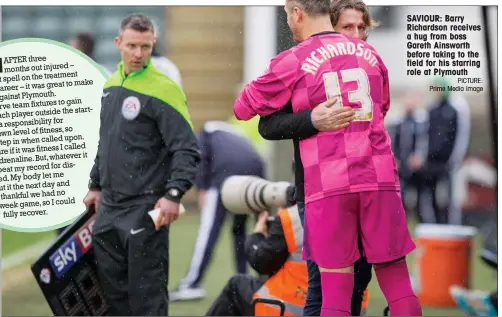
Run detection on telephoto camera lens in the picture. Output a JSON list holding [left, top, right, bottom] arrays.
[[221, 175, 295, 215]]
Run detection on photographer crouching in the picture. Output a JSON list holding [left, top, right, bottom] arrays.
[[206, 205, 304, 316], [206, 176, 371, 316]]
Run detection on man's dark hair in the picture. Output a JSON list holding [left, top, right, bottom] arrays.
[[330, 0, 380, 32], [74, 32, 95, 58], [286, 0, 331, 16], [119, 13, 156, 36]]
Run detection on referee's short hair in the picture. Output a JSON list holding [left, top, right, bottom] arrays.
[[286, 0, 331, 16], [119, 13, 156, 37]]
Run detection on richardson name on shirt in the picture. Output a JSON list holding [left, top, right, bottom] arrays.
[[302, 41, 379, 75]]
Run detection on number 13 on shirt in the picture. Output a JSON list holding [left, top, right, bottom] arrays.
[[322, 68, 373, 121]]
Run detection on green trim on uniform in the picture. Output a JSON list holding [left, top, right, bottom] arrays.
[[104, 58, 194, 129], [433, 76, 451, 99], [103, 67, 123, 88]]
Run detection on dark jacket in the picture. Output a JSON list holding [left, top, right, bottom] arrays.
[[425, 96, 470, 175], [89, 59, 200, 202], [258, 103, 318, 201], [245, 214, 289, 277], [391, 108, 428, 180]]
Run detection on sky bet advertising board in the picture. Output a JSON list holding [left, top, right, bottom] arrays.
[[31, 207, 109, 316], [49, 218, 93, 278]]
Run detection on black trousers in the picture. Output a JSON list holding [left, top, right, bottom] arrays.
[[178, 188, 248, 289], [419, 167, 460, 224], [92, 198, 169, 316], [205, 274, 263, 316], [399, 172, 423, 218]]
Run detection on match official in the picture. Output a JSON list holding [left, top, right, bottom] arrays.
[[83, 13, 200, 316]]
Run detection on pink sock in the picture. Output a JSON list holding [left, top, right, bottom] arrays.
[[320, 271, 354, 316], [375, 260, 422, 316]]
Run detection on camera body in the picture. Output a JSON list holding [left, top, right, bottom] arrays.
[[221, 175, 296, 215]]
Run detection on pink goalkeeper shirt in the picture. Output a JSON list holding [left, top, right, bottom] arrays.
[[234, 32, 400, 203]]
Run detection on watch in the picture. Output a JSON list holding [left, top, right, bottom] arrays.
[[165, 188, 182, 203], [88, 179, 100, 190], [168, 188, 180, 198]]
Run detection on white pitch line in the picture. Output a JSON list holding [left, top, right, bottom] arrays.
[[2, 239, 54, 271]]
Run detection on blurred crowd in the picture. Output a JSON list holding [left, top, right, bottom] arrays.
[[388, 80, 497, 316], [388, 78, 472, 226]]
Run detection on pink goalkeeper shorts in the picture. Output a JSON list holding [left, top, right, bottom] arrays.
[[303, 190, 416, 268]]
